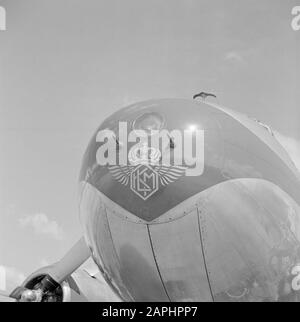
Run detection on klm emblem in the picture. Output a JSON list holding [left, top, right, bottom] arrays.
[[96, 122, 205, 201], [131, 164, 159, 200], [108, 143, 186, 201]]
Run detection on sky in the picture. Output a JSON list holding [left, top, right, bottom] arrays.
[[0, 0, 299, 292]]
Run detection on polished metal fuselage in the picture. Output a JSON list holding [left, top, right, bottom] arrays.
[[79, 99, 300, 301]]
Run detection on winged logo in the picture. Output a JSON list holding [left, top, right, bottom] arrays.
[[108, 165, 135, 186], [108, 164, 186, 187], [107, 144, 187, 200]]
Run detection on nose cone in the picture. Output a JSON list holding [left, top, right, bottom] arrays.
[[79, 98, 224, 222]]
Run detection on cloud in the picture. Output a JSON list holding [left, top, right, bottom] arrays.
[[0, 265, 25, 293], [274, 131, 300, 172], [18, 213, 64, 241], [224, 51, 244, 63]]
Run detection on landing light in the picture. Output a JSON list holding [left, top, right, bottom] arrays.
[[188, 125, 198, 132]]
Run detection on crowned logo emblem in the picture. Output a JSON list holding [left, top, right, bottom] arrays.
[[128, 143, 161, 165], [108, 143, 187, 200]]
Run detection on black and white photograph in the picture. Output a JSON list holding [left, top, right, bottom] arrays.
[[0, 0, 300, 306]]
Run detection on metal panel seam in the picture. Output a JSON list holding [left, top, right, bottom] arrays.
[[146, 224, 172, 302], [196, 208, 215, 301]]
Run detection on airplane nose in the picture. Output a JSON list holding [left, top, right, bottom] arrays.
[[78, 98, 300, 301], [79, 98, 224, 222]]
